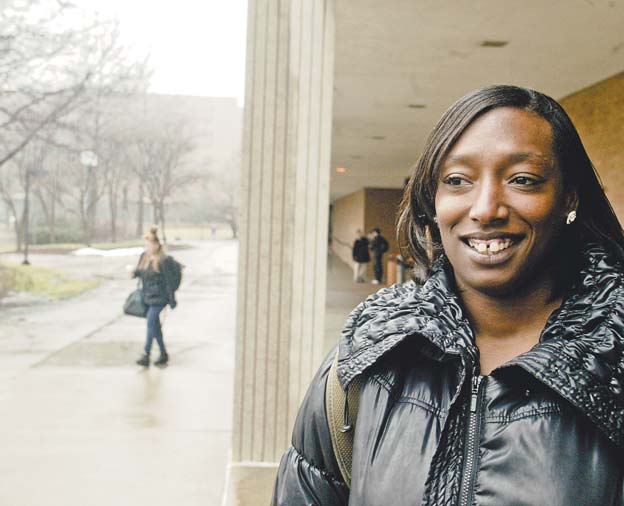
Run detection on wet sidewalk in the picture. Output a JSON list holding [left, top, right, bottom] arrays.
[[0, 241, 237, 506]]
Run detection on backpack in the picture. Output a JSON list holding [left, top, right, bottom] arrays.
[[166, 256, 184, 292], [380, 237, 389, 254], [325, 351, 362, 488]]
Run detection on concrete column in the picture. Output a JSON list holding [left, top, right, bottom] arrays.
[[223, 0, 334, 504]]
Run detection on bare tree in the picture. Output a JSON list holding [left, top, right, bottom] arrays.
[[2, 3, 90, 166], [58, 151, 104, 245], [130, 129, 199, 243], [99, 136, 133, 243], [0, 139, 49, 251], [25, 127, 73, 244], [136, 178, 145, 237], [34, 154, 65, 244], [193, 152, 240, 238], [0, 0, 149, 175], [209, 168, 240, 238], [0, 162, 26, 251]]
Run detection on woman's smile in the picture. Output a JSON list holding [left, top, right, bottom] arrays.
[[467, 238, 512, 254], [460, 234, 523, 265]]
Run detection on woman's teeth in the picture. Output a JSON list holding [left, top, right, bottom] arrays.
[[467, 238, 512, 255]]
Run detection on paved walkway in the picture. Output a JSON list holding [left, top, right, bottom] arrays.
[[0, 240, 237, 506]]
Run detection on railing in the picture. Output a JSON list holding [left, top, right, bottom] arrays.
[[329, 235, 353, 259], [330, 235, 351, 248]]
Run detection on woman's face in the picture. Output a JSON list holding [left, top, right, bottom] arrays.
[[145, 239, 159, 255], [434, 107, 573, 296]]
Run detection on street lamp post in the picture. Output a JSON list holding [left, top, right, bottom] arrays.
[[80, 150, 98, 246], [22, 169, 31, 265], [22, 167, 46, 266]]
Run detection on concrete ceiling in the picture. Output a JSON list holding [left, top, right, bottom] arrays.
[[330, 0, 624, 201]]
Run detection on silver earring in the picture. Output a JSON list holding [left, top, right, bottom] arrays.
[[566, 210, 577, 225], [433, 216, 438, 224]]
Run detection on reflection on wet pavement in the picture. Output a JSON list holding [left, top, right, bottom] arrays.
[[0, 240, 237, 506]]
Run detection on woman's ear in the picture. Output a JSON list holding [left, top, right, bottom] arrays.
[[564, 189, 579, 215]]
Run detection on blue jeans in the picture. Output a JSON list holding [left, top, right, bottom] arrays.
[[373, 254, 384, 282], [144, 304, 167, 357]]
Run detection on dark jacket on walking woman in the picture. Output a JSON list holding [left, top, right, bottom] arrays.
[[133, 252, 178, 308], [271, 243, 624, 506]]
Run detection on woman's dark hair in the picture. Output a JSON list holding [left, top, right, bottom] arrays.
[[397, 84, 624, 281]]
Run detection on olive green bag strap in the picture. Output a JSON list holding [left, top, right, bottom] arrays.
[[325, 350, 362, 488]]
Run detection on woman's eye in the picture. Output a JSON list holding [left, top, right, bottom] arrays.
[[444, 176, 466, 186], [510, 176, 538, 185]]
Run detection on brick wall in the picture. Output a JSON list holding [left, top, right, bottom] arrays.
[[560, 72, 624, 222], [363, 188, 404, 256]]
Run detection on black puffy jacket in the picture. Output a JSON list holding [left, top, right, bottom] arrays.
[[353, 238, 371, 263], [369, 235, 389, 257], [134, 253, 177, 308], [272, 243, 624, 505]]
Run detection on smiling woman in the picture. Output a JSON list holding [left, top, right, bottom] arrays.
[[271, 85, 624, 506], [436, 108, 573, 298]]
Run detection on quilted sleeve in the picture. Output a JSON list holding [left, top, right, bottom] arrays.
[[271, 348, 349, 506]]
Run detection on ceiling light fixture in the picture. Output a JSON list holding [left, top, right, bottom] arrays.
[[336, 167, 347, 173]]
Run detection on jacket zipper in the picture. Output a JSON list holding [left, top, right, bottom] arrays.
[[458, 374, 485, 506]]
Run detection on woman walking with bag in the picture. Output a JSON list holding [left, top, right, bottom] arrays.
[[133, 226, 178, 367]]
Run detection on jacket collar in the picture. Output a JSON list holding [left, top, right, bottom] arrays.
[[336, 243, 624, 448]]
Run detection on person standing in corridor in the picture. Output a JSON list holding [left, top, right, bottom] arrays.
[[369, 227, 389, 284], [352, 229, 370, 283]]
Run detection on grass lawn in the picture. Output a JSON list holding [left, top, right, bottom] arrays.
[[0, 262, 103, 300]]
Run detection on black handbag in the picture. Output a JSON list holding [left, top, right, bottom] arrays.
[[123, 281, 147, 318]]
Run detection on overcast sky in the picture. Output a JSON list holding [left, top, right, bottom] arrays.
[[80, 0, 248, 105]]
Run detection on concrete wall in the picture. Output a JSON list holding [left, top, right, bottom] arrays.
[[560, 72, 624, 221], [331, 187, 404, 276], [331, 189, 365, 266]]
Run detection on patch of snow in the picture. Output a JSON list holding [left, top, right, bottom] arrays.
[[72, 247, 144, 258]]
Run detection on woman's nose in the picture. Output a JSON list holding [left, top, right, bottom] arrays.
[[468, 182, 509, 224]]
